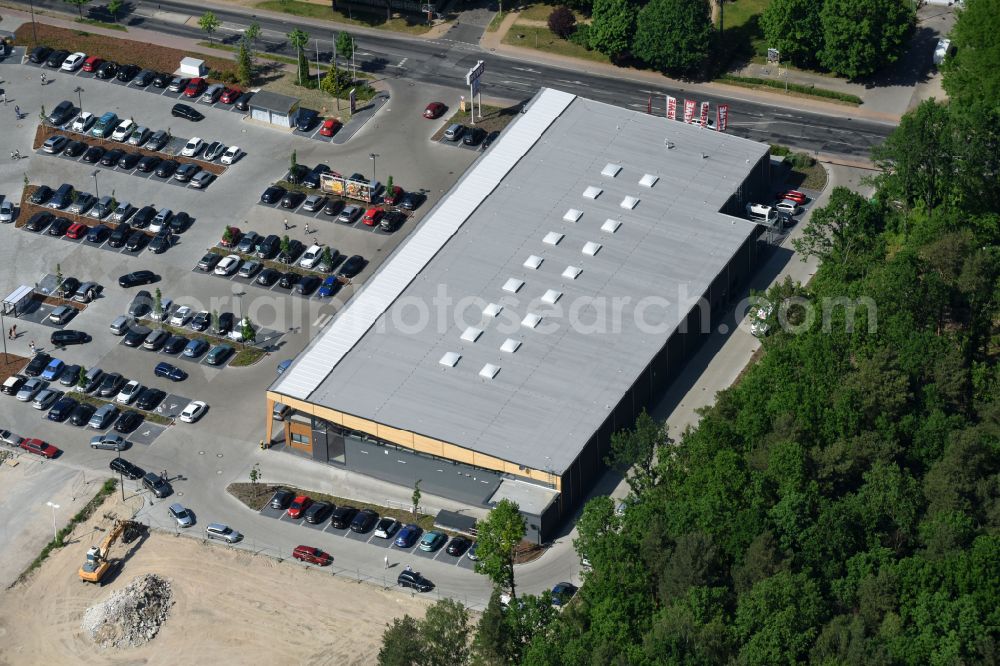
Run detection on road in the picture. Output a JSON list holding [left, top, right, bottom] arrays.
[[18, 0, 894, 159]]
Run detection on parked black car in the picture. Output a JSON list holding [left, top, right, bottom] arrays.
[[118, 270, 158, 288], [47, 217, 72, 237], [47, 100, 75, 126], [286, 165, 309, 185], [397, 570, 433, 592], [154, 159, 179, 178], [162, 335, 188, 355], [256, 234, 280, 259], [169, 211, 191, 233], [101, 148, 124, 167], [255, 268, 280, 286], [47, 395, 79, 422], [29, 185, 54, 205], [45, 49, 70, 68], [303, 164, 330, 189], [136, 388, 166, 411], [152, 72, 171, 88], [132, 205, 157, 227], [25, 211, 53, 232], [350, 509, 378, 533], [322, 199, 345, 216], [95, 61, 118, 79], [463, 127, 486, 146], [260, 186, 286, 204], [278, 272, 299, 290], [295, 108, 318, 132], [330, 505, 358, 529], [118, 151, 142, 169], [234, 91, 254, 111], [304, 501, 334, 524], [51, 330, 91, 346], [29, 46, 53, 64], [338, 255, 366, 278], [63, 140, 87, 158], [122, 327, 150, 347], [1, 375, 26, 395], [148, 230, 174, 254], [110, 456, 145, 480], [133, 69, 156, 87], [171, 103, 203, 121], [114, 410, 144, 434], [116, 63, 140, 81], [69, 403, 97, 426], [107, 223, 132, 248], [124, 230, 148, 252], [280, 191, 305, 209], [269, 489, 294, 510], [82, 145, 105, 163]]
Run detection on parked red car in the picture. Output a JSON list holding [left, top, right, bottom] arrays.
[[21, 438, 59, 458], [220, 226, 242, 248], [66, 223, 88, 239], [382, 186, 404, 206], [782, 190, 807, 204], [319, 118, 341, 137], [362, 207, 383, 226], [423, 102, 445, 119], [220, 87, 242, 104], [292, 545, 332, 565], [287, 495, 312, 519], [82, 56, 103, 72], [183, 77, 206, 98]]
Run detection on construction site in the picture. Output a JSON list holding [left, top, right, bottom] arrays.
[[0, 489, 431, 665]]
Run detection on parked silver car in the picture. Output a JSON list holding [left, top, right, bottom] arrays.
[[89, 433, 127, 451]]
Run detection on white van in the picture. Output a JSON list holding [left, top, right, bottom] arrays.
[[746, 203, 778, 224]]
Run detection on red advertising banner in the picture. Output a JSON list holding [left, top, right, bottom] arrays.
[[717, 104, 729, 131], [683, 99, 696, 123], [699, 101, 710, 126], [666, 96, 677, 120]]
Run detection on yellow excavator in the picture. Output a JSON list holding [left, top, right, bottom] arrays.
[[78, 519, 144, 584]]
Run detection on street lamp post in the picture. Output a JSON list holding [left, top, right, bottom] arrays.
[[46, 501, 60, 540], [92, 170, 100, 200], [369, 152, 378, 186], [74, 86, 84, 113]]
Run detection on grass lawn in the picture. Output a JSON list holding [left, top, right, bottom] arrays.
[[230, 348, 266, 367], [515, 3, 589, 23], [502, 25, 609, 65], [790, 162, 828, 191], [255, 1, 434, 35], [75, 17, 127, 31], [486, 10, 508, 32], [0, 354, 29, 384], [717, 0, 771, 67], [263, 71, 362, 120]]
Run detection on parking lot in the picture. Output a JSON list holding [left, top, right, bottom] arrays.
[[1, 45, 487, 602], [257, 504, 478, 571]]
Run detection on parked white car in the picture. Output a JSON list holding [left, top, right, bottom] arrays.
[[180, 400, 208, 423], [116, 380, 142, 405], [169, 305, 192, 327], [61, 52, 86, 71], [298, 244, 323, 269], [214, 254, 241, 276], [220, 145, 241, 165], [111, 119, 136, 142], [181, 137, 205, 157], [71, 111, 95, 133], [775, 199, 800, 216]]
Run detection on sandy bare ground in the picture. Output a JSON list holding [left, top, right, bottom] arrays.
[[0, 493, 428, 665]]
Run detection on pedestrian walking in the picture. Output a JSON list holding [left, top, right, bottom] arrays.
[[14, 105, 20, 119], [1, 90, 6, 105], [40, 72, 46, 85], [11, 324, 16, 338], [283, 218, 289, 230], [6, 327, 11, 340], [384, 555, 389, 570], [29, 340, 36, 354], [304, 222, 310, 235]]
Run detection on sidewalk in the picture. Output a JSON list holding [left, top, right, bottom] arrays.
[[481, 10, 904, 123]]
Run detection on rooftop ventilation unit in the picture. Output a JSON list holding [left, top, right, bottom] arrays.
[[522, 313, 542, 329], [503, 278, 524, 293], [500, 338, 521, 353], [601, 163, 622, 177], [601, 219, 621, 233], [439, 352, 461, 367], [523, 255, 543, 270], [543, 232, 564, 246], [563, 209, 583, 223], [562, 265, 582, 280], [583, 186, 603, 199], [461, 326, 483, 343], [582, 241, 602, 256], [620, 196, 639, 210], [479, 363, 500, 380], [541, 289, 562, 305], [639, 174, 659, 188], [483, 303, 503, 318]]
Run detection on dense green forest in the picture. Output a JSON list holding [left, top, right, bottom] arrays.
[[379, 4, 999, 664]]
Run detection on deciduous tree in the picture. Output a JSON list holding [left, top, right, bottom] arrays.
[[819, 0, 914, 78], [942, 0, 1000, 112], [587, 0, 636, 59], [760, 0, 822, 67], [199, 11, 220, 44], [632, 0, 713, 75], [474, 499, 525, 599], [64, 0, 91, 19], [547, 6, 576, 39], [605, 409, 669, 494]]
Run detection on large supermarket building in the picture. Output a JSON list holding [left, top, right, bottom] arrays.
[[266, 88, 771, 542]]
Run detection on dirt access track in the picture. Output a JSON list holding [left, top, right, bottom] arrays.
[[0, 493, 429, 665]]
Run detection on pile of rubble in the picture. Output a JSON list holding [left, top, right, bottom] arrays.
[[81, 574, 173, 648]]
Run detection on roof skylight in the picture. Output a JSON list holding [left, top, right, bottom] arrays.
[[583, 186, 603, 199], [461, 326, 483, 343], [620, 196, 639, 209], [523, 255, 543, 270], [439, 352, 461, 367], [601, 219, 621, 233], [562, 265, 582, 280], [503, 278, 524, 293], [639, 174, 659, 187], [479, 363, 500, 379], [483, 303, 503, 318], [541, 289, 562, 305], [582, 241, 602, 256], [522, 313, 542, 329], [563, 208, 583, 223], [500, 338, 521, 353], [543, 232, 564, 246], [601, 163, 622, 177]]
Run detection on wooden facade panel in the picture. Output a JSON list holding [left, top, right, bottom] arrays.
[[377, 424, 415, 447]]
